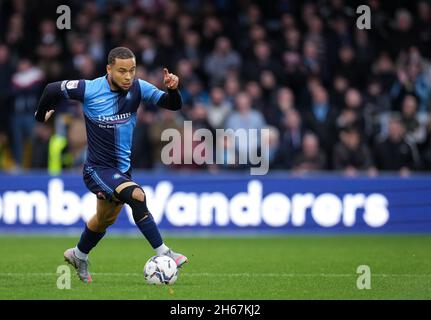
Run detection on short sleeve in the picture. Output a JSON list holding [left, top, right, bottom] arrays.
[[60, 80, 86, 102], [139, 79, 165, 105]]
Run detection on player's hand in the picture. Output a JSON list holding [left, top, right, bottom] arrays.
[[37, 109, 55, 122], [163, 68, 179, 90]]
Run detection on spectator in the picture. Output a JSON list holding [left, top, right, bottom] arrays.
[[372, 52, 397, 93], [131, 107, 154, 170], [182, 76, 209, 107], [303, 85, 337, 155], [374, 114, 419, 175], [30, 123, 52, 169], [331, 74, 350, 111], [245, 81, 266, 112], [274, 87, 296, 116], [206, 86, 232, 129], [282, 50, 307, 96], [155, 24, 177, 71], [10, 58, 44, 168], [303, 14, 330, 81], [149, 109, 183, 170], [243, 41, 281, 82], [303, 40, 322, 78], [274, 109, 305, 169], [387, 9, 419, 57], [390, 49, 431, 113], [223, 75, 241, 106], [292, 133, 327, 173], [0, 132, 14, 170], [336, 45, 360, 87], [240, 24, 268, 55], [204, 36, 241, 86], [175, 58, 195, 86], [215, 130, 240, 171], [262, 126, 280, 169], [363, 78, 391, 140], [0, 44, 13, 139], [332, 126, 376, 176], [225, 92, 266, 166], [259, 70, 278, 106], [400, 95, 427, 145], [421, 117, 431, 170], [353, 29, 375, 76], [201, 15, 224, 54], [282, 27, 302, 54], [180, 30, 203, 70], [63, 118, 87, 170], [188, 102, 214, 132], [87, 22, 107, 69], [137, 35, 158, 71], [171, 102, 212, 171], [5, 13, 27, 56], [260, 86, 295, 128], [336, 88, 366, 134], [416, 1, 431, 55]]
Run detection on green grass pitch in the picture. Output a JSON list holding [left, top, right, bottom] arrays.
[[0, 235, 430, 299]]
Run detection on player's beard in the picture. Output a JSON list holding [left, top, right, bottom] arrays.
[[110, 76, 130, 93]]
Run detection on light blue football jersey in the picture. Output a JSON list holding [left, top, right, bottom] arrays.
[[60, 75, 165, 172]]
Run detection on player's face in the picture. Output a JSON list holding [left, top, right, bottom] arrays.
[[107, 58, 136, 91]]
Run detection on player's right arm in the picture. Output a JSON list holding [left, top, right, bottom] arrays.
[[139, 68, 183, 111], [34, 80, 85, 122]]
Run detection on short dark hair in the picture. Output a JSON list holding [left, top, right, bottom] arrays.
[[108, 47, 135, 65]]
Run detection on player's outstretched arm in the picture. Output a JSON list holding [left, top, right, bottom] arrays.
[[34, 81, 63, 122], [34, 80, 85, 122], [156, 68, 183, 111]]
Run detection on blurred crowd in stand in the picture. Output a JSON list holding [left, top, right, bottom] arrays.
[[1, 0, 431, 176]]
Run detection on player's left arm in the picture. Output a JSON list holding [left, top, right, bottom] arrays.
[[140, 68, 182, 111]]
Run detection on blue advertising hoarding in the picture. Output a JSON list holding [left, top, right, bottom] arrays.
[[0, 173, 430, 233]]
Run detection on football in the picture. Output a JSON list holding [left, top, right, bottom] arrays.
[[143, 255, 178, 285]]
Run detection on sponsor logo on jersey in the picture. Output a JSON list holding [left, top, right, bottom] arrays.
[[97, 112, 132, 124]]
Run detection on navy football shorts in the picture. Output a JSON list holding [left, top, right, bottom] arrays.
[[83, 165, 132, 202]]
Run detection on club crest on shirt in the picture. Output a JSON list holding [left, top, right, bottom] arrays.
[[113, 173, 121, 180]]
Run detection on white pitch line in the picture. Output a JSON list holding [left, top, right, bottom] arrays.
[[0, 272, 431, 277]]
